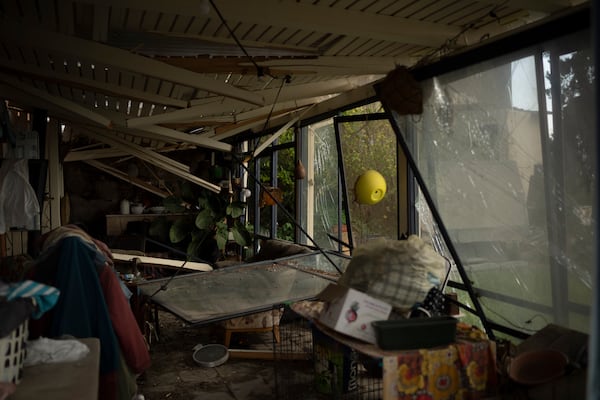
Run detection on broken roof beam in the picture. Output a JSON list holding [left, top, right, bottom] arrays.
[[134, 125, 232, 153], [79, 126, 222, 193], [0, 17, 264, 106], [0, 57, 188, 109], [84, 159, 171, 198], [127, 76, 380, 128], [0, 72, 113, 128], [64, 142, 196, 162]]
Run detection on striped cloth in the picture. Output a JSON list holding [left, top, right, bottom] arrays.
[[0, 280, 60, 319]]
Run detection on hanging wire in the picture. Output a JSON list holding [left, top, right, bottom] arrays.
[[208, 0, 276, 80]]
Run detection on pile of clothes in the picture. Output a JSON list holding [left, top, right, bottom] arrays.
[[1, 224, 151, 400]]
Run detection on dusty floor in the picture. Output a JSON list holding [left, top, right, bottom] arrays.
[[136, 310, 282, 400]]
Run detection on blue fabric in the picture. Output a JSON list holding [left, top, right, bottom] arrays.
[[0, 280, 60, 319], [49, 237, 120, 375]]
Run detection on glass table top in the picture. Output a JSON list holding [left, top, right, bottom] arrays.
[[137, 252, 349, 325]]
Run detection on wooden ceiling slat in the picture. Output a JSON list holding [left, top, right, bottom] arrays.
[[378, 0, 420, 16], [326, 0, 360, 10], [370, 0, 405, 15], [183, 16, 210, 35], [361, 40, 397, 57], [17, 46, 38, 66], [322, 36, 357, 56], [436, 2, 490, 25], [139, 9, 160, 31], [343, 38, 379, 57], [0, 41, 17, 61], [171, 14, 195, 33], [6, 18, 265, 104], [124, 9, 145, 31], [37, 0, 59, 32], [154, 13, 178, 32], [343, 0, 383, 12], [411, 0, 460, 21], [56, 0, 76, 35], [144, 77, 161, 98], [92, 4, 109, 42], [0, 0, 584, 150], [202, 18, 226, 37], [1, 0, 24, 20], [156, 80, 175, 98], [108, 5, 128, 30], [395, 0, 443, 19]]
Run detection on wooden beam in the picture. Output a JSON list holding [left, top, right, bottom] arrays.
[[208, 109, 301, 142], [157, 55, 411, 75], [75, 0, 460, 47], [0, 58, 188, 108], [252, 105, 314, 158], [64, 142, 196, 162], [84, 159, 171, 198], [89, 128, 190, 172], [0, 73, 114, 128], [112, 252, 213, 272], [0, 17, 265, 106], [79, 127, 222, 193], [211, 80, 379, 140], [128, 76, 379, 128], [134, 125, 233, 153]]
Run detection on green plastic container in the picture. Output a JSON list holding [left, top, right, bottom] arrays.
[[372, 316, 457, 350]]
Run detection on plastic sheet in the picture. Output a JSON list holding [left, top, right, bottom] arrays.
[[0, 159, 40, 234]]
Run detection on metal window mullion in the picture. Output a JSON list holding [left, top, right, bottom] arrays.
[[542, 48, 570, 325], [333, 117, 354, 254], [384, 107, 496, 340]]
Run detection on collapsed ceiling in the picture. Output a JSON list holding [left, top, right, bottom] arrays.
[[0, 0, 588, 189]]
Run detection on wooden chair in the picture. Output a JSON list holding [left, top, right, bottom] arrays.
[[221, 308, 284, 348]]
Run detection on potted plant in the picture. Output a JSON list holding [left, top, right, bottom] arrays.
[[148, 189, 252, 263]]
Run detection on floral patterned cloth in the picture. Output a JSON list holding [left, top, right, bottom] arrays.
[[382, 327, 497, 400]]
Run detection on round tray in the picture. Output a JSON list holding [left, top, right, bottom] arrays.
[[192, 344, 229, 368]]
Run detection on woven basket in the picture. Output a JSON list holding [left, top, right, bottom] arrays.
[[0, 319, 28, 384]]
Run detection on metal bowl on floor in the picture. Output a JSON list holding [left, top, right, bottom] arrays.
[[192, 344, 229, 368]]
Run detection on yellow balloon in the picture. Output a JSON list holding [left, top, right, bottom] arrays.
[[354, 170, 387, 205]]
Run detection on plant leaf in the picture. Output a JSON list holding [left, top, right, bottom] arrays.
[[215, 221, 228, 250], [195, 208, 214, 230], [170, 218, 191, 243], [231, 221, 252, 246], [197, 193, 209, 209], [227, 201, 246, 218]]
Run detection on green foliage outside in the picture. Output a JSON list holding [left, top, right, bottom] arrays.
[[253, 128, 296, 241], [338, 103, 399, 244]]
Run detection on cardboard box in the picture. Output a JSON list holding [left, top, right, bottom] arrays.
[[313, 327, 359, 395], [317, 284, 392, 344]]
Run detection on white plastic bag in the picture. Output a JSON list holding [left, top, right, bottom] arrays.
[[0, 159, 40, 234]]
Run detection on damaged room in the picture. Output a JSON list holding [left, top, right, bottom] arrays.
[[0, 1, 597, 399]]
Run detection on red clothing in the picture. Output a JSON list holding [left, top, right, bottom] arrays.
[[98, 267, 151, 374]]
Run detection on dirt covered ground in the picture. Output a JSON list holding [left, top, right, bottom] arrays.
[[136, 310, 279, 400]]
